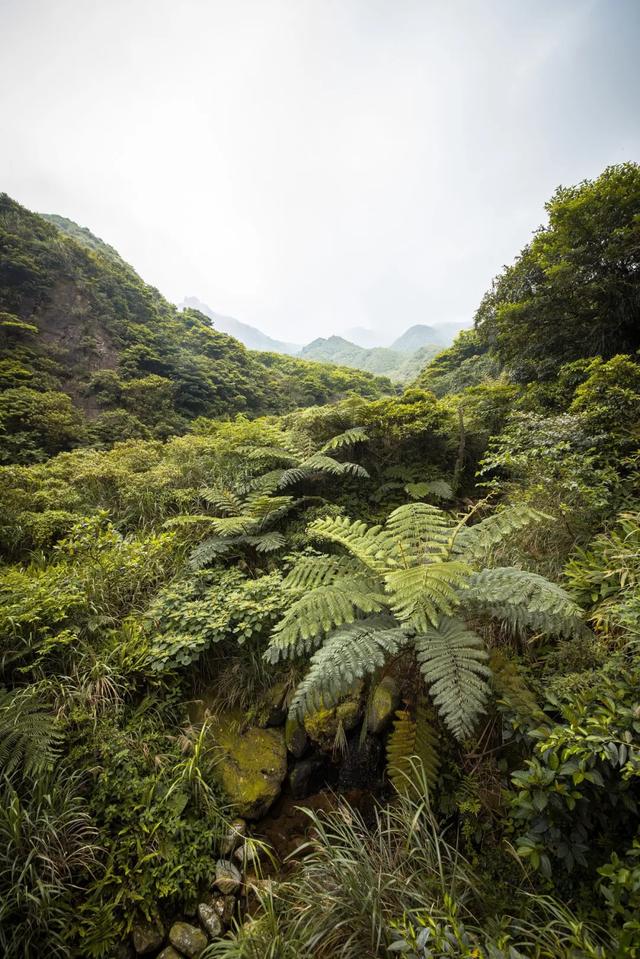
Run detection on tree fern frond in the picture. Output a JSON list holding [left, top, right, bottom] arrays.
[[320, 427, 368, 452], [303, 453, 369, 479], [405, 479, 454, 502], [245, 532, 287, 553], [385, 561, 471, 631], [266, 577, 386, 662], [198, 487, 243, 515], [243, 493, 297, 520], [385, 503, 455, 562], [386, 700, 440, 795], [309, 515, 389, 573], [189, 536, 237, 568], [288, 619, 409, 717], [239, 445, 299, 464], [415, 618, 491, 741], [452, 505, 549, 561], [277, 467, 310, 489], [283, 555, 359, 590], [460, 566, 585, 638], [205, 515, 259, 536], [0, 688, 62, 780]]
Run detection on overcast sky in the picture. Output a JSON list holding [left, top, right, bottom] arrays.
[[1, 0, 639, 344]]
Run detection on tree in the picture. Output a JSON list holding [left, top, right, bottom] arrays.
[[475, 163, 640, 381]]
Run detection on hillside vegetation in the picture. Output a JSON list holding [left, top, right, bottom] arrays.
[[0, 196, 393, 463], [1, 163, 640, 959], [300, 333, 440, 382]]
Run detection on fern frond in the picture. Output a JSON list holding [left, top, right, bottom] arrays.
[[460, 566, 585, 638], [245, 532, 286, 553], [385, 561, 471, 631], [205, 515, 259, 536], [320, 427, 368, 452], [239, 444, 299, 464], [0, 688, 62, 780], [277, 467, 310, 488], [414, 617, 491, 741], [385, 503, 455, 562], [405, 480, 454, 502], [266, 577, 386, 662], [309, 515, 389, 573], [189, 536, 236, 568], [452, 505, 548, 561], [243, 493, 297, 520], [386, 700, 440, 795], [288, 619, 409, 717], [303, 453, 369, 480], [283, 555, 359, 589], [199, 487, 243, 515]]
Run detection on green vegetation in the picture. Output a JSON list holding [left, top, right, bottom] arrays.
[[1, 163, 640, 957]]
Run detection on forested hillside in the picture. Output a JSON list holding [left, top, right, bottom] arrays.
[[300, 334, 439, 381], [0, 196, 393, 463], [1, 163, 640, 959]]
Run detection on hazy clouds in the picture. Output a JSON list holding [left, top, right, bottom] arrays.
[[1, 0, 639, 342]]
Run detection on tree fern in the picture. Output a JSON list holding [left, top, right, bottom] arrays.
[[288, 619, 409, 716], [386, 700, 440, 794], [320, 426, 368, 452], [414, 618, 491, 741], [386, 502, 455, 563], [283, 555, 359, 590], [309, 515, 390, 573], [460, 566, 585, 638]]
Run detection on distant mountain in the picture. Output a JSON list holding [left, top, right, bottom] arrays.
[[344, 326, 381, 349], [181, 297, 300, 355], [300, 335, 439, 383], [390, 324, 444, 352]]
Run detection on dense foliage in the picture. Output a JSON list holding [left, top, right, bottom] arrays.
[[1, 163, 640, 957]]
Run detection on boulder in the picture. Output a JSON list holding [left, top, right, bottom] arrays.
[[233, 839, 261, 868], [198, 902, 222, 939], [132, 917, 164, 954], [285, 715, 309, 758], [303, 685, 363, 748], [168, 922, 208, 957], [215, 859, 242, 894], [366, 677, 400, 734], [157, 949, 182, 959], [209, 711, 287, 819]]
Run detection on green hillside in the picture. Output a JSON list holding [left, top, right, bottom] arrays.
[[0, 196, 393, 462], [300, 333, 439, 381]]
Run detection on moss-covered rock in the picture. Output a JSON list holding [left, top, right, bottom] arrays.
[[169, 922, 208, 957], [209, 711, 287, 819], [303, 685, 363, 748], [285, 714, 309, 758], [366, 676, 400, 734], [131, 917, 164, 954]]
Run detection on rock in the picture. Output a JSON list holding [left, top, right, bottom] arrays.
[[198, 902, 222, 939], [209, 711, 287, 819], [220, 817, 247, 855], [303, 685, 363, 748], [289, 755, 328, 799], [265, 681, 288, 727], [168, 922, 208, 957], [233, 839, 261, 868], [285, 715, 309, 758], [366, 677, 400, 734], [132, 917, 164, 954], [215, 859, 242, 894], [157, 949, 182, 959]]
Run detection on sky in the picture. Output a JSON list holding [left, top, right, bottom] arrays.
[[1, 0, 639, 345]]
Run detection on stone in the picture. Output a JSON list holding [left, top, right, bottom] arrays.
[[215, 858, 242, 894], [289, 755, 328, 799], [168, 922, 208, 957], [198, 902, 222, 939], [157, 949, 182, 959], [209, 711, 287, 819], [207, 892, 236, 925], [303, 684, 364, 748], [233, 839, 261, 868], [220, 817, 248, 854], [132, 917, 164, 954], [366, 676, 400, 734], [285, 715, 309, 758]]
